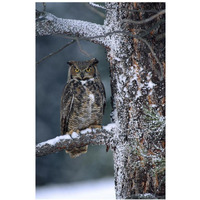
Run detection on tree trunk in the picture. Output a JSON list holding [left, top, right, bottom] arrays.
[[105, 2, 165, 199], [36, 2, 165, 199]]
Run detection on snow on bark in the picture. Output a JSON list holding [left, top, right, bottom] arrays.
[[104, 2, 165, 199], [71, 132, 80, 139], [104, 3, 137, 198], [103, 123, 116, 132], [37, 134, 72, 147], [88, 2, 106, 10], [36, 124, 116, 157]]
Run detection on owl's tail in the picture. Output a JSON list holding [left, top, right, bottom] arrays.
[[65, 145, 88, 158]]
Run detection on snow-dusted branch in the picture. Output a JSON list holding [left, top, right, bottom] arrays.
[[36, 124, 116, 157], [88, 2, 106, 10], [36, 9, 163, 79], [36, 10, 106, 45]]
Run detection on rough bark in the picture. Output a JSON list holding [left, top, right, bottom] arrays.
[[36, 2, 165, 199], [104, 3, 165, 199]]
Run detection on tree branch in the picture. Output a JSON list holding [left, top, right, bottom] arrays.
[[36, 124, 116, 157], [121, 10, 165, 25], [36, 10, 106, 45], [36, 10, 163, 80], [36, 40, 76, 65], [76, 38, 91, 58], [42, 2, 46, 12], [88, 2, 106, 10], [137, 36, 164, 81], [86, 3, 105, 18]]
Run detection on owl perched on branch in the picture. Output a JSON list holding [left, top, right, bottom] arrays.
[[60, 58, 106, 158]]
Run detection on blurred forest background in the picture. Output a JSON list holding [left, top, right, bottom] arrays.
[[36, 2, 113, 186]]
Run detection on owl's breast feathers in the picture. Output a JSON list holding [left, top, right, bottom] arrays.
[[60, 78, 106, 135]]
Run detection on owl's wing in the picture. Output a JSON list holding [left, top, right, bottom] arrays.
[[60, 82, 74, 135]]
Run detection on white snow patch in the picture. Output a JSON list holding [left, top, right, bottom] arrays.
[[45, 13, 56, 21], [132, 73, 137, 81], [88, 2, 106, 10], [37, 135, 71, 147], [103, 123, 116, 132], [110, 108, 120, 130], [147, 72, 152, 81], [119, 74, 126, 83], [63, 134, 72, 140], [36, 177, 115, 200], [80, 128, 92, 135], [71, 132, 80, 139], [135, 90, 142, 99], [148, 80, 156, 89], [114, 57, 121, 61], [123, 87, 129, 98]]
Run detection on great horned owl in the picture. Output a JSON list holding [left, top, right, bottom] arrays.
[[60, 58, 106, 158]]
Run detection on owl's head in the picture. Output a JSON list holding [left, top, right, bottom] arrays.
[[67, 58, 99, 81]]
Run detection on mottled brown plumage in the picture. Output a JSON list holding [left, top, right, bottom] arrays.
[[60, 58, 106, 158]]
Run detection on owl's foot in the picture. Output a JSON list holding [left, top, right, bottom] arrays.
[[88, 125, 102, 129], [66, 130, 80, 135]]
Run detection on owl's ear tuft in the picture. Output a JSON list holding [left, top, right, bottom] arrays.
[[67, 61, 73, 65], [91, 58, 99, 65]]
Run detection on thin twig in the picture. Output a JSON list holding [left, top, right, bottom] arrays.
[[122, 10, 165, 25], [88, 2, 106, 10], [36, 40, 75, 65], [36, 9, 163, 78], [89, 3, 161, 13], [76, 38, 91, 58], [43, 2, 46, 12], [86, 3, 105, 18], [137, 36, 164, 81], [120, 8, 163, 13], [138, 19, 165, 37]]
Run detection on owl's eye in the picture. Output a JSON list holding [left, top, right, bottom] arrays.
[[85, 68, 91, 72], [75, 68, 79, 72]]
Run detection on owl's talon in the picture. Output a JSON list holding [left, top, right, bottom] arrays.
[[66, 130, 80, 135], [66, 130, 73, 135], [88, 125, 102, 129], [87, 125, 102, 133]]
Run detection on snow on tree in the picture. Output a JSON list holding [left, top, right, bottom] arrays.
[[36, 2, 165, 199]]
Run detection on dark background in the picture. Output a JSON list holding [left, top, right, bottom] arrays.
[[36, 2, 113, 186]]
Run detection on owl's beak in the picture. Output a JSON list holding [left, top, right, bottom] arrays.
[[80, 72, 84, 79]]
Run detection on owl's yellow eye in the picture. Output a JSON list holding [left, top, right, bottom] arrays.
[[75, 68, 79, 72], [85, 68, 91, 72]]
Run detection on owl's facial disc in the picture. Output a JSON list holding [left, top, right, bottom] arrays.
[[68, 61, 97, 81]]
